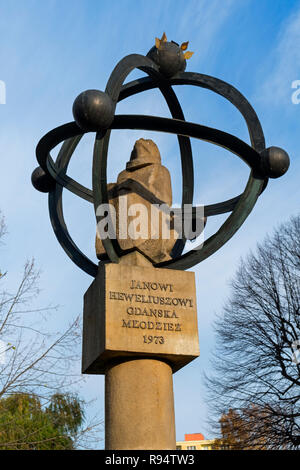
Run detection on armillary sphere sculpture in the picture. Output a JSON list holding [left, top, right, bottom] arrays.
[[32, 35, 289, 275], [32, 33, 290, 451]]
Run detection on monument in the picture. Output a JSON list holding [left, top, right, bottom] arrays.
[[32, 33, 290, 450]]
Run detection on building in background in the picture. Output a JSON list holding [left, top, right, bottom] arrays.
[[176, 433, 216, 450]]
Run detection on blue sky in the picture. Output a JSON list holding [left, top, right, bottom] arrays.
[[0, 0, 300, 447]]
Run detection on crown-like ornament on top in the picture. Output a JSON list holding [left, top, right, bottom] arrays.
[[147, 32, 194, 78]]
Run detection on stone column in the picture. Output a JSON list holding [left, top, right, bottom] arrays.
[[105, 358, 176, 450]]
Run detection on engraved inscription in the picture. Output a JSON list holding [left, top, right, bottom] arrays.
[[109, 290, 193, 307], [143, 335, 164, 344], [108, 278, 195, 345], [130, 280, 174, 292]]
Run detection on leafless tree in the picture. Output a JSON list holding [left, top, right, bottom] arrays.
[[206, 214, 300, 449], [0, 211, 103, 449]]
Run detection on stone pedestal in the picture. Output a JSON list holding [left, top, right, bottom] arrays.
[[82, 253, 200, 449], [105, 359, 175, 450]]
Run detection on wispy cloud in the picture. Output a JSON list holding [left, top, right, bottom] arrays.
[[258, 5, 300, 106], [177, 0, 236, 63]]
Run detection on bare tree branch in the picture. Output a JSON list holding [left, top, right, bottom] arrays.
[[205, 214, 300, 449], [0, 213, 103, 449]]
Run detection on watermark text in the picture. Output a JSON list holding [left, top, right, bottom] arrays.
[[0, 80, 6, 104]]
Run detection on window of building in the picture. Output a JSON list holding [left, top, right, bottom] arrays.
[[187, 446, 196, 450], [176, 446, 182, 450]]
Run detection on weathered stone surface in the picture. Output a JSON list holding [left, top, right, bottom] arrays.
[[105, 359, 176, 450], [82, 257, 199, 374], [95, 138, 178, 264]]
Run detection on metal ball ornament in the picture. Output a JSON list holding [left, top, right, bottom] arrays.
[[72, 89, 115, 132], [31, 166, 56, 193], [147, 42, 186, 78], [260, 146, 290, 179]]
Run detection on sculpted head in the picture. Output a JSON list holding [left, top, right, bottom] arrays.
[[126, 138, 161, 171]]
